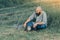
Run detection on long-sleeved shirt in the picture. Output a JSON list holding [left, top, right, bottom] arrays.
[[29, 11, 47, 26]]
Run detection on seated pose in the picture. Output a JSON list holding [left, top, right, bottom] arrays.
[[24, 6, 47, 31]]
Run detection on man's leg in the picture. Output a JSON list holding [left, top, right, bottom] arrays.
[[36, 24, 46, 30], [25, 21, 33, 31]]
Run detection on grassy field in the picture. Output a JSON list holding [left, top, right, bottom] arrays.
[[0, 0, 60, 40]]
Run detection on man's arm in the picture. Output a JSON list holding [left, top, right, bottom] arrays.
[[33, 22, 44, 28], [36, 22, 44, 25], [24, 13, 35, 27], [24, 18, 31, 27]]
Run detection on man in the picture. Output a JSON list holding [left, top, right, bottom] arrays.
[[24, 6, 47, 31]]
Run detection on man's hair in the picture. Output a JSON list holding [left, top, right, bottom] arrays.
[[36, 6, 42, 11]]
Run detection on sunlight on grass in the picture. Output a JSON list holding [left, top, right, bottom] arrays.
[[34, 0, 60, 3], [33, 0, 60, 11]]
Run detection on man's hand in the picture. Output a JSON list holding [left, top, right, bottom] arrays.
[[33, 23, 37, 28], [33, 22, 44, 28], [23, 23, 26, 28]]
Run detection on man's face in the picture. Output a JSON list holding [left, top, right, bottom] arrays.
[[35, 8, 42, 16]]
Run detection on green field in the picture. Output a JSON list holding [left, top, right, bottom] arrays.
[[0, 0, 60, 40]]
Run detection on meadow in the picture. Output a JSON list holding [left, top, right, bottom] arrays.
[[0, 0, 60, 40]]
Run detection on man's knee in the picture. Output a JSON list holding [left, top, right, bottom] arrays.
[[37, 24, 46, 29], [41, 24, 46, 29], [26, 22, 33, 27]]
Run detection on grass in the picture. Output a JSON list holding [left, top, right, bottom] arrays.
[[0, 0, 60, 40], [0, 27, 60, 40]]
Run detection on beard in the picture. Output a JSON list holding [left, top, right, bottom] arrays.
[[36, 12, 41, 16]]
